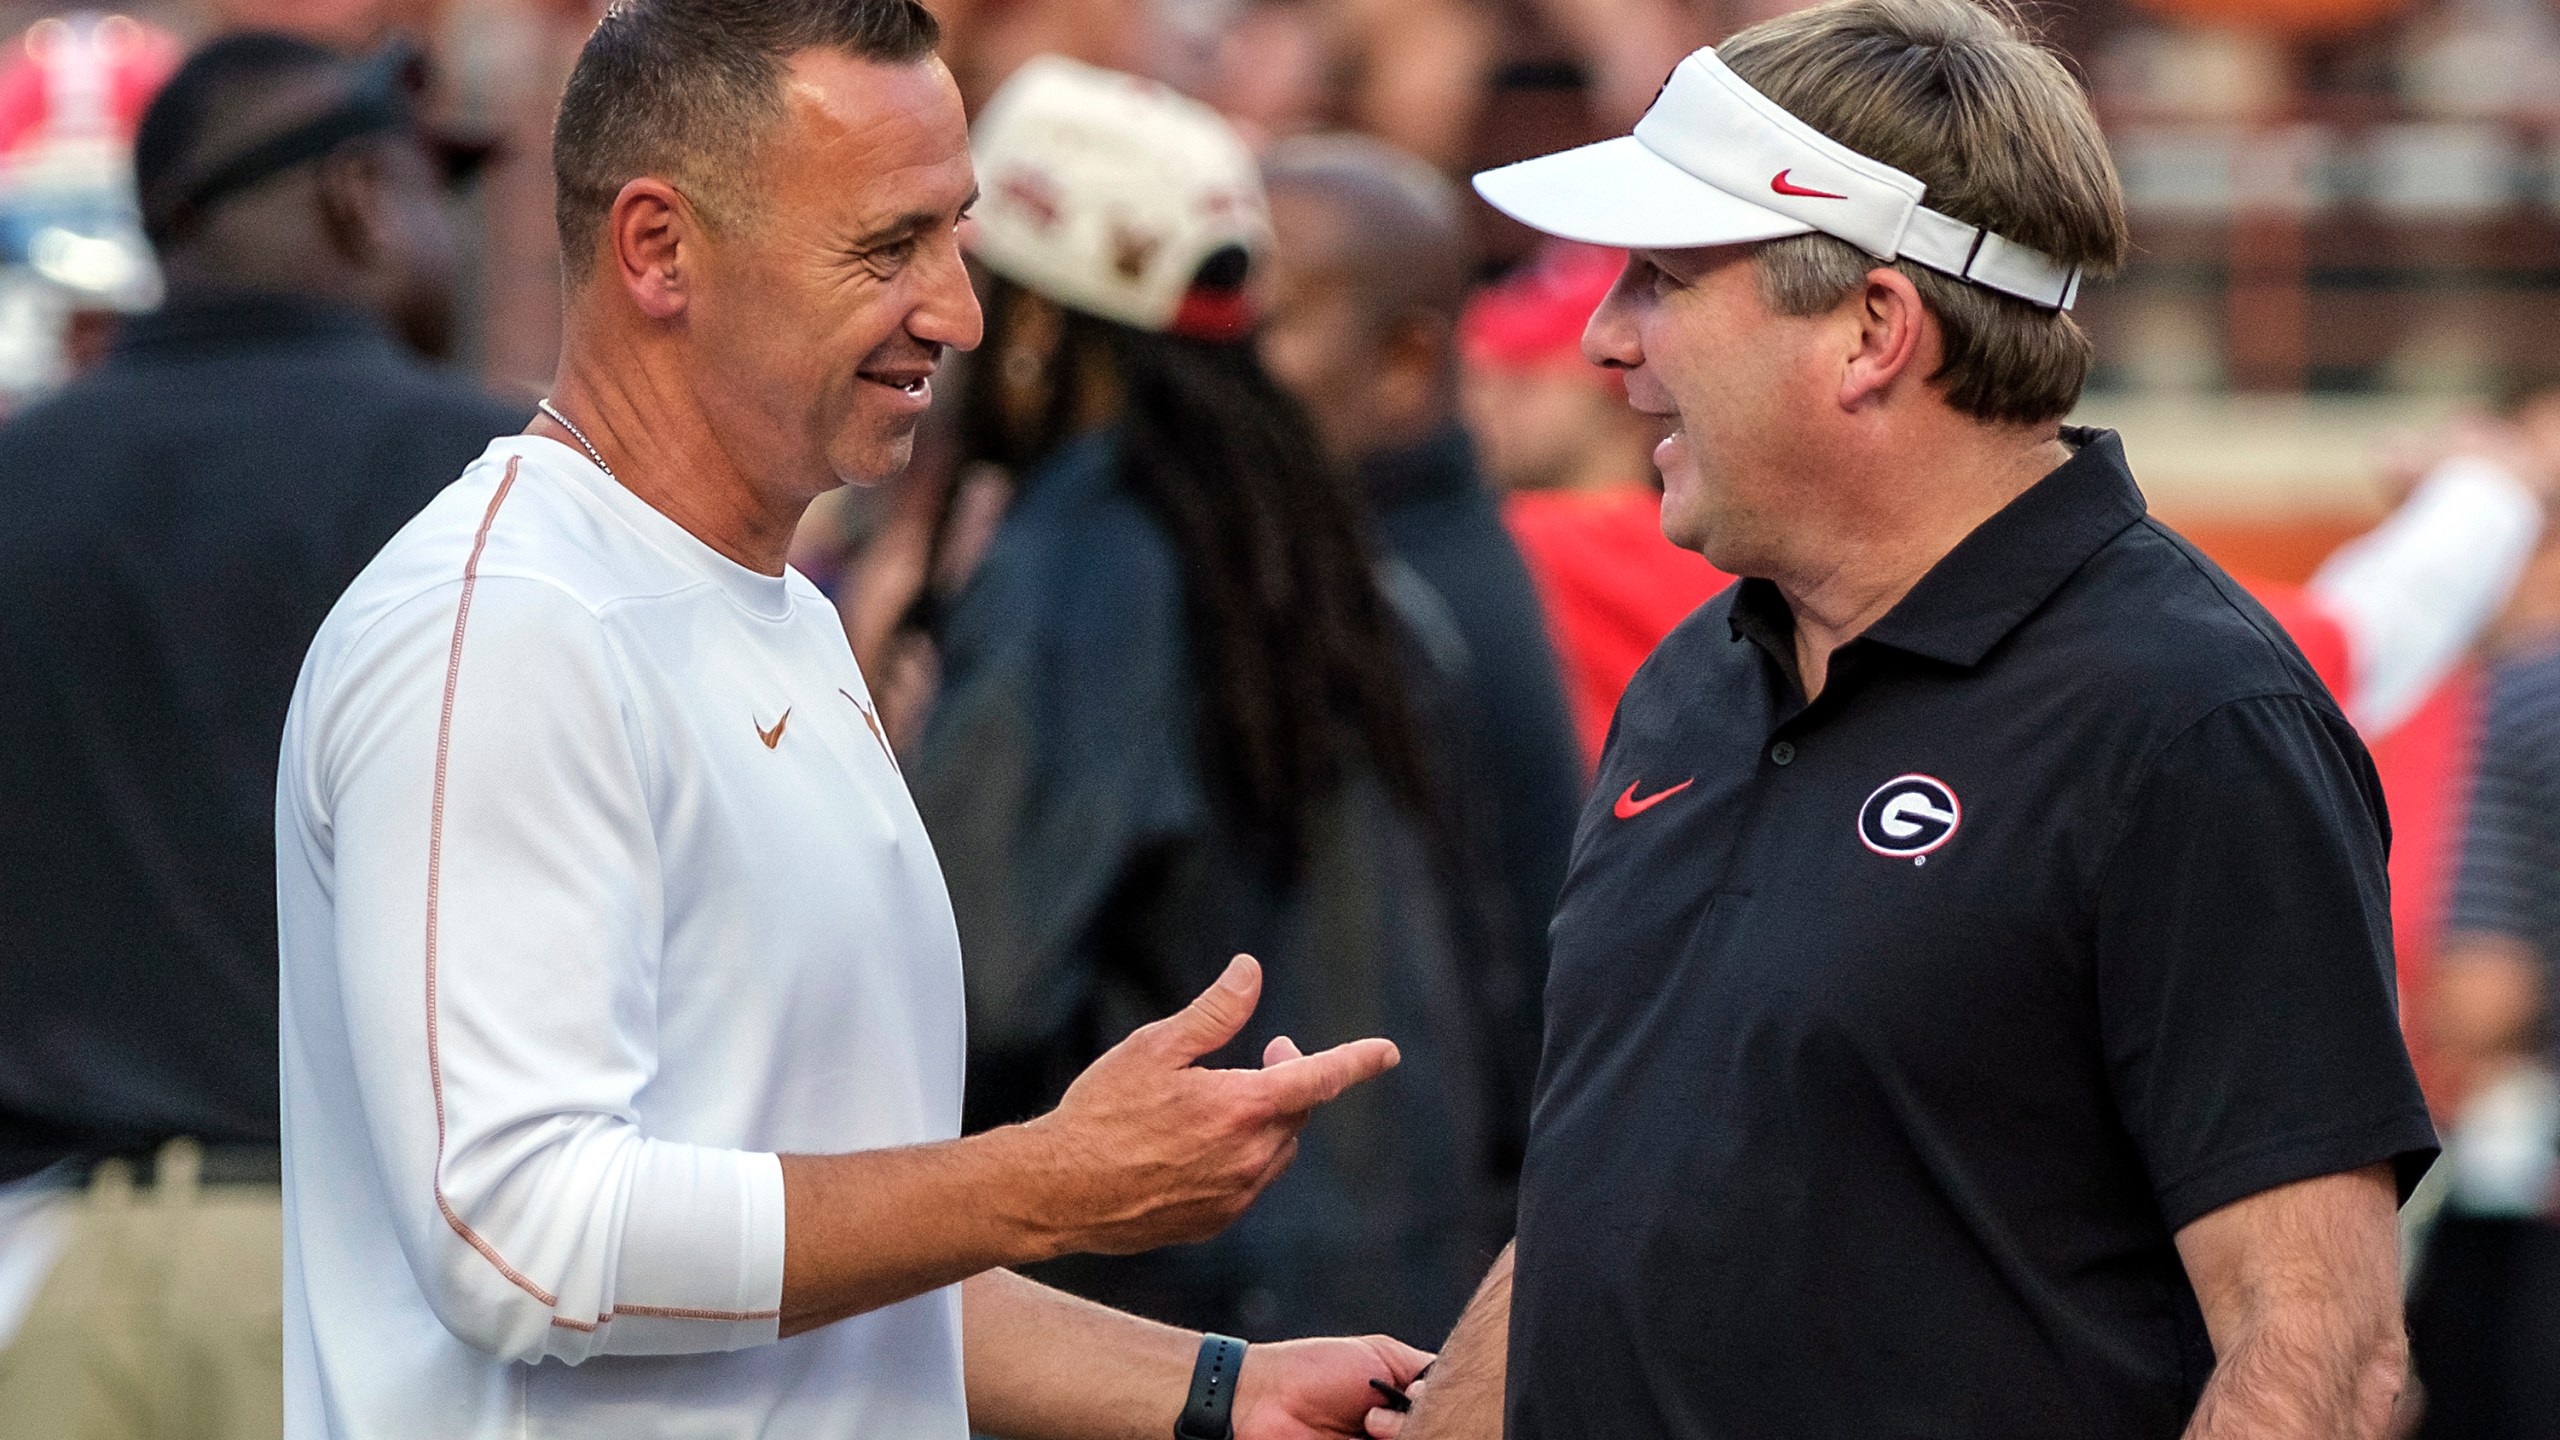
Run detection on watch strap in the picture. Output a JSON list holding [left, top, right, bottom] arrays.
[[1175, 1333, 1247, 1440]]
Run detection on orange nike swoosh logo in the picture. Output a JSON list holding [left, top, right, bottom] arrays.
[[755, 708, 790, 749], [1613, 777, 1694, 819]]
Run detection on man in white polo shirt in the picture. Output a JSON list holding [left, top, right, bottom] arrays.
[[275, 2, 1427, 1436]]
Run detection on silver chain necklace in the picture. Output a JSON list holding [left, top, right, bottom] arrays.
[[537, 398, 614, 482]]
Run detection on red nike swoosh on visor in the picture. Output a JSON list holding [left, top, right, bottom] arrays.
[[1770, 169, 1848, 200], [1614, 778, 1695, 819]]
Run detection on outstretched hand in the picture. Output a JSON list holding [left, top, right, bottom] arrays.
[[1022, 955, 1401, 1258], [1239, 1334, 1436, 1440]]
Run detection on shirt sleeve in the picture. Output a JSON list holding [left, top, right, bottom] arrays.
[[313, 575, 785, 1364], [2092, 693, 2437, 1232], [2446, 661, 2560, 964], [2307, 456, 2543, 738]]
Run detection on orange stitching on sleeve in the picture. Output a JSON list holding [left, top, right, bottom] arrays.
[[547, 1304, 785, 1331], [425, 455, 782, 1336], [427, 458, 556, 1308], [612, 1303, 784, 1321]]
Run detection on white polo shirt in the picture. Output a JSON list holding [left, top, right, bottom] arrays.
[[277, 435, 968, 1438]]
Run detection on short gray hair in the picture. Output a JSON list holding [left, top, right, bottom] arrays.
[[1720, 0, 2128, 425]]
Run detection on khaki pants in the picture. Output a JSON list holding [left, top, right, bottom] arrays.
[[0, 1142, 282, 1439]]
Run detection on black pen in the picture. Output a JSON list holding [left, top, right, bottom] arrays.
[[1370, 1360, 1435, 1414]]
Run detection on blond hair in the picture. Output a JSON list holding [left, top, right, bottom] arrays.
[[1719, 0, 2127, 425]]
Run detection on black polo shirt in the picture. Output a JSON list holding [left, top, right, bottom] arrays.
[[0, 295, 525, 1180], [1508, 429, 2436, 1439]]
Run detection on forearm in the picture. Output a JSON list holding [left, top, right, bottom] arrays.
[[963, 1268, 1199, 1440], [2182, 1313, 2407, 1440], [781, 954, 1402, 1340], [1404, 1243, 1513, 1439], [2426, 935, 2548, 1113], [2177, 1166, 2408, 1440], [778, 1125, 1074, 1337]]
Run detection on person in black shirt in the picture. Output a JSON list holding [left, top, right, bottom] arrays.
[[1373, 1, 2436, 1437], [1256, 132, 1587, 1182], [0, 34, 520, 1435], [918, 60, 1512, 1343]]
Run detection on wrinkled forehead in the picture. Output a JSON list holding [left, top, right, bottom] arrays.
[[763, 50, 973, 232]]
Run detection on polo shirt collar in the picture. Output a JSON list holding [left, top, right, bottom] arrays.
[[1729, 426, 2147, 671], [112, 292, 389, 359]]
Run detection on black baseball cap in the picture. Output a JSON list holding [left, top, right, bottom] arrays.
[[139, 36, 498, 245]]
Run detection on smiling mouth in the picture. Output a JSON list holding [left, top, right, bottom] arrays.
[[861, 372, 932, 398]]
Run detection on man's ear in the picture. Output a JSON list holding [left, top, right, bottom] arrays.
[[607, 177, 695, 321], [312, 145, 387, 269], [1838, 265, 1930, 413], [1380, 309, 1450, 407]]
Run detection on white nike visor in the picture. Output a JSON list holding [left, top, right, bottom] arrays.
[[1473, 48, 2082, 310]]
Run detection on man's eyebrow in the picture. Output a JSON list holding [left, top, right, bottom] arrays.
[[847, 188, 980, 250]]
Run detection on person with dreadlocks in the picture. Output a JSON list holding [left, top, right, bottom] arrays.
[[911, 57, 1520, 1345]]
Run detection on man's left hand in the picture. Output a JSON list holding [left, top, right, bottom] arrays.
[[1237, 1335, 1435, 1439]]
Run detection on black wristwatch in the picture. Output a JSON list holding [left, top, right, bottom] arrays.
[[1175, 1333, 1247, 1440]]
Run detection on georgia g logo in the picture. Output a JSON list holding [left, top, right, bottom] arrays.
[[1858, 774, 1961, 861]]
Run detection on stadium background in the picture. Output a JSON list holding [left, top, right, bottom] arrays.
[[3, 0, 2556, 1428]]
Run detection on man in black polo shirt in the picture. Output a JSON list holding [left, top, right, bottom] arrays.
[[1370, 1, 2437, 1437], [0, 35, 518, 1433]]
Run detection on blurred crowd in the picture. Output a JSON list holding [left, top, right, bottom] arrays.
[[1, 0, 2559, 1435]]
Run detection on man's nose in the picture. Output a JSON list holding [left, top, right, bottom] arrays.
[[1583, 257, 1646, 372], [912, 235, 984, 353]]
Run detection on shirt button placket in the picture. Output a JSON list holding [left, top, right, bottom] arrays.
[[1769, 740, 1796, 766]]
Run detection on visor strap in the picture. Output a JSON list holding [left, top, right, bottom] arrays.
[[1883, 202, 2076, 310]]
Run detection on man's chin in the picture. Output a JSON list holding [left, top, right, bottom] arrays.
[[1658, 486, 1714, 558], [830, 430, 919, 490]]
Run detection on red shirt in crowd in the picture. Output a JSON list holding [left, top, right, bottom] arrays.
[[1502, 484, 1731, 763]]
